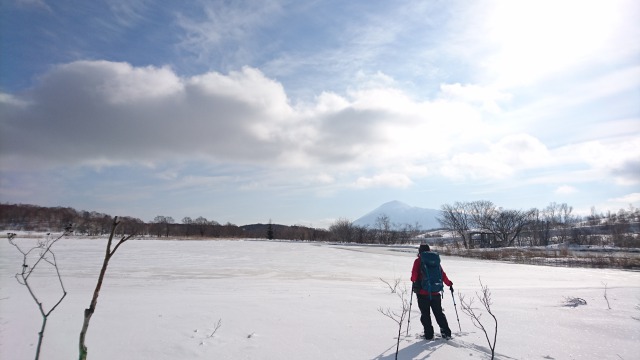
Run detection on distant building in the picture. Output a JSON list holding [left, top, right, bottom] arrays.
[[466, 229, 496, 248]]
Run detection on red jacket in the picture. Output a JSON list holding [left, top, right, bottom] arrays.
[[411, 256, 452, 296]]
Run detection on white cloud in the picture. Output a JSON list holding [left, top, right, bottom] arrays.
[[609, 193, 640, 205], [440, 133, 551, 180], [480, 0, 635, 87], [439, 83, 512, 113], [598, 192, 640, 213], [353, 173, 413, 189], [51, 61, 184, 104], [315, 173, 335, 184], [0, 93, 30, 107], [0, 61, 299, 169], [1, 60, 638, 196], [555, 185, 578, 195], [552, 138, 640, 186]]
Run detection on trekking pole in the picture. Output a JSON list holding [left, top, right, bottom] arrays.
[[406, 285, 414, 336], [450, 286, 462, 332]]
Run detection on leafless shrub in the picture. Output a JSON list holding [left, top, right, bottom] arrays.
[[378, 285, 410, 360], [379, 277, 402, 293], [8, 229, 71, 360], [79, 216, 136, 360], [459, 278, 497, 360], [563, 297, 587, 307]]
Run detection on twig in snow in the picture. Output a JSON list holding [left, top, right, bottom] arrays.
[[208, 319, 222, 338], [603, 282, 611, 310], [563, 297, 587, 307]]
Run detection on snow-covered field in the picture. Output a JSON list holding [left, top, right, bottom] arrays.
[[1, 236, 639, 359]]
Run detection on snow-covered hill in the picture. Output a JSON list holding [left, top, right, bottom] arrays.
[[354, 200, 441, 230]]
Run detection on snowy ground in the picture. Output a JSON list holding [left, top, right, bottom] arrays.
[[1, 236, 639, 360]]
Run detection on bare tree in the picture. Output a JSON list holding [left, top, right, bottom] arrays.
[[194, 216, 209, 237], [378, 286, 410, 360], [526, 208, 551, 246], [459, 278, 498, 360], [375, 214, 393, 244], [396, 223, 420, 244], [152, 215, 174, 237], [328, 218, 355, 243], [543, 202, 575, 244], [438, 202, 472, 249], [353, 224, 370, 244], [182, 217, 193, 237], [486, 209, 532, 247], [469, 200, 496, 230], [79, 216, 136, 360], [8, 228, 71, 360]]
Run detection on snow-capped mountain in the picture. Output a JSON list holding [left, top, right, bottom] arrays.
[[353, 200, 441, 230]]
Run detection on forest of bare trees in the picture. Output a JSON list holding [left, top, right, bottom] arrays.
[[327, 216, 423, 244], [1, 201, 638, 248], [0, 203, 329, 241], [437, 200, 639, 249], [327, 201, 639, 248]]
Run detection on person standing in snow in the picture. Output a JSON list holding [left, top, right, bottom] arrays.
[[411, 244, 453, 340]]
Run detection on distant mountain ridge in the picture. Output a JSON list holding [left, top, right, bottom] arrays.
[[353, 201, 441, 230]]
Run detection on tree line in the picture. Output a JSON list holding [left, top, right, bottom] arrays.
[[0, 203, 329, 241], [2, 201, 638, 247], [327, 214, 423, 244], [326, 201, 639, 248], [438, 201, 639, 249]]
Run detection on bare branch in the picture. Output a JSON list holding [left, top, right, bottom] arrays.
[[378, 286, 410, 360], [208, 319, 222, 338], [379, 277, 401, 294], [603, 282, 611, 310], [110, 233, 136, 255], [79, 216, 135, 360], [459, 277, 497, 360], [7, 229, 70, 360]]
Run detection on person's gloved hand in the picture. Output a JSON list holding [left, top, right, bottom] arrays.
[[412, 282, 420, 293], [449, 283, 454, 292]]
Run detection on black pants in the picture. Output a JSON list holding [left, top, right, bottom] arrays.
[[416, 293, 451, 338]]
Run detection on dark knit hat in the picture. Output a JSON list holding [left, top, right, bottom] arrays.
[[419, 244, 430, 252]]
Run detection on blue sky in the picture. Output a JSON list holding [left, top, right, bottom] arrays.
[[1, 0, 639, 228]]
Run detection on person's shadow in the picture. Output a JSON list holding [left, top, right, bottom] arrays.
[[372, 333, 514, 360], [371, 338, 444, 360]]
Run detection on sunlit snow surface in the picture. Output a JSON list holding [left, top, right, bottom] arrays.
[[1, 237, 639, 359]]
